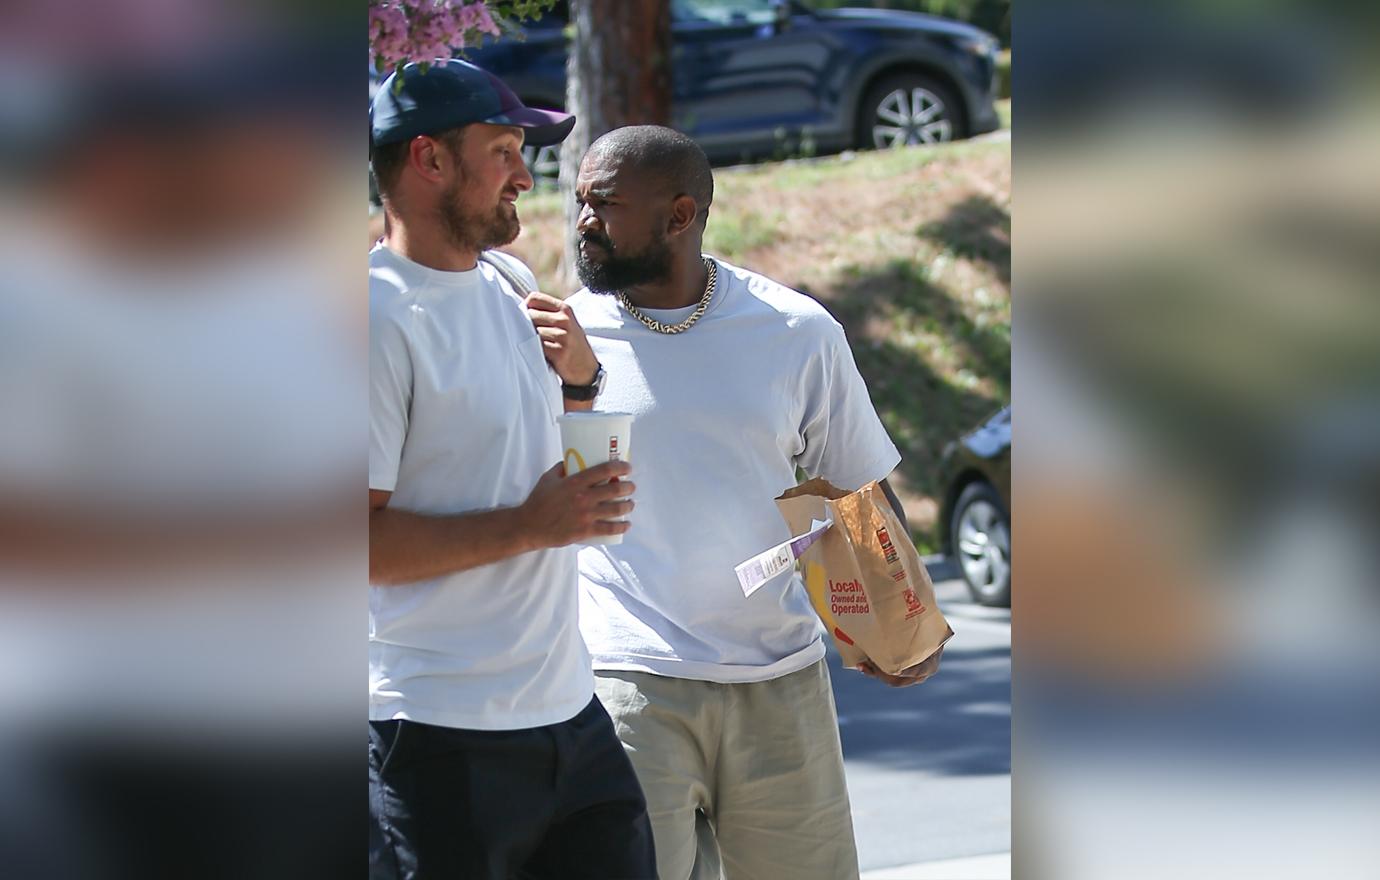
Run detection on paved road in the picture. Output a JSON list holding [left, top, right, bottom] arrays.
[[830, 560, 1011, 873]]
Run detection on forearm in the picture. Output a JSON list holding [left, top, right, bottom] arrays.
[[879, 478, 910, 533], [369, 504, 542, 585]]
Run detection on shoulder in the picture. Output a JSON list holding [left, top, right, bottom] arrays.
[[565, 287, 596, 312], [369, 247, 421, 326], [717, 259, 844, 339], [565, 288, 620, 326]]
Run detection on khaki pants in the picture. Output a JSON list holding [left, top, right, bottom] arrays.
[[594, 659, 860, 880]]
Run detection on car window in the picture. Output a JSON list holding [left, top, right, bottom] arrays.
[[673, 0, 780, 26]]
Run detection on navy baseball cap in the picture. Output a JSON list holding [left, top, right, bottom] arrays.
[[370, 59, 575, 149]]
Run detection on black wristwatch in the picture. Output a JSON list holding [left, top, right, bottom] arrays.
[[562, 363, 606, 401]]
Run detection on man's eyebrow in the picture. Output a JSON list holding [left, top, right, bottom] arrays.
[[586, 186, 617, 198]]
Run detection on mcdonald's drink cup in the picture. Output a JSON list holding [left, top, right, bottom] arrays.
[[557, 411, 634, 545]]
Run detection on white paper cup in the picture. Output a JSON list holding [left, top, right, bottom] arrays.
[[557, 411, 633, 545]]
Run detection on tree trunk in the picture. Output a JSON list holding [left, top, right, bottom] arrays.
[[559, 0, 672, 290]]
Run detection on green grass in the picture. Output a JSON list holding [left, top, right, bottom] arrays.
[[702, 208, 784, 255]]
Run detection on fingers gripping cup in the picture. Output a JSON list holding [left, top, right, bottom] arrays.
[[557, 412, 633, 545]]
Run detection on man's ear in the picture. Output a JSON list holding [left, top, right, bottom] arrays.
[[667, 194, 700, 237], [407, 136, 450, 186]]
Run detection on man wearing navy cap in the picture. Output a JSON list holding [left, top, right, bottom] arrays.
[[367, 60, 655, 879]]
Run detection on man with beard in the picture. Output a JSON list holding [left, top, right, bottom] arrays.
[[567, 125, 945, 880], [367, 62, 654, 879]]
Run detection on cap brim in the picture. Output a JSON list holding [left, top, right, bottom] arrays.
[[487, 105, 576, 147]]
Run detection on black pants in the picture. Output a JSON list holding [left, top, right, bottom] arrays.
[[370, 697, 657, 880]]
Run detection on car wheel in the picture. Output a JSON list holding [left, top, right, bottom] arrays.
[[522, 143, 562, 189], [858, 73, 963, 149], [951, 480, 1010, 607]]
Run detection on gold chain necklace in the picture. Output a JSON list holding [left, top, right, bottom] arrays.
[[616, 257, 717, 335]]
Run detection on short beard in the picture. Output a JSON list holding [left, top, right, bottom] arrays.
[[439, 175, 520, 254], [576, 231, 674, 294]]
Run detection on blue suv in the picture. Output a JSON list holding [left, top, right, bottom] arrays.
[[465, 0, 1001, 176]]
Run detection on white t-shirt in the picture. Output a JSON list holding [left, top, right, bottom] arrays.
[[567, 258, 901, 683], [369, 244, 594, 730]]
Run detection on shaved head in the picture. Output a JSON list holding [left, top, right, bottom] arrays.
[[587, 125, 714, 227]]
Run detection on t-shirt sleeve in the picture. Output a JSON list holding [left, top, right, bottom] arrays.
[[369, 309, 413, 493], [796, 316, 902, 491]]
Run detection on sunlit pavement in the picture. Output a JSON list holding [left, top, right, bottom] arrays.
[[861, 850, 1011, 879], [832, 558, 1011, 876]]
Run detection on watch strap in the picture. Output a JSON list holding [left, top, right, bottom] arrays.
[[561, 364, 604, 401]]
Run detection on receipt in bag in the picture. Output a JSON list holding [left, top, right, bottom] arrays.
[[734, 517, 834, 598]]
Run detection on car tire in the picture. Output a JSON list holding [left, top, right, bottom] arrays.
[[857, 73, 965, 150], [951, 480, 1010, 607]]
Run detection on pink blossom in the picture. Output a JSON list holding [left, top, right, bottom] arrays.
[[370, 0, 510, 70], [462, 3, 502, 38], [476, 5, 502, 38], [369, 3, 412, 72]]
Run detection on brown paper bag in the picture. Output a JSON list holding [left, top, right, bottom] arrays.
[[776, 478, 953, 675]]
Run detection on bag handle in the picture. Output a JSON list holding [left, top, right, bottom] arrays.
[[478, 251, 531, 297]]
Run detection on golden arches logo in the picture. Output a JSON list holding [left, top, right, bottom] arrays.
[[804, 562, 838, 631], [564, 447, 587, 473]]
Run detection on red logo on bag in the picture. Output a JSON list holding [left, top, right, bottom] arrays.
[[829, 579, 870, 616], [876, 527, 899, 564], [902, 588, 925, 618], [608, 435, 620, 461], [833, 626, 855, 646]]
